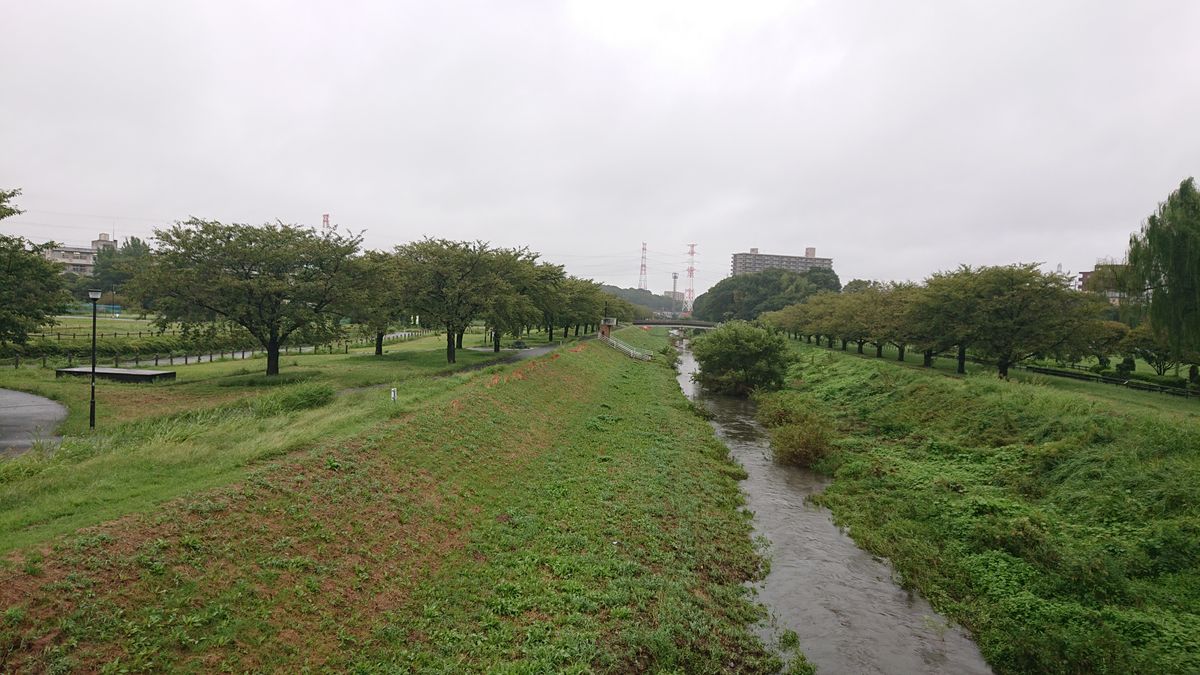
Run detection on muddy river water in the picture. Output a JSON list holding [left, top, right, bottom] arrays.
[[674, 342, 992, 674]]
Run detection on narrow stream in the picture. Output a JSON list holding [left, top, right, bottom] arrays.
[[675, 341, 992, 674]]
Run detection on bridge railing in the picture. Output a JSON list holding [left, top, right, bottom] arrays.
[[598, 334, 653, 361]]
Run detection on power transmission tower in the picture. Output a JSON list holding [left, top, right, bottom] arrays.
[[638, 242, 649, 290]]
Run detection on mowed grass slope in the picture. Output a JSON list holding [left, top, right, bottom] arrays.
[[1, 339, 777, 672], [0, 336, 505, 552], [768, 343, 1200, 674]]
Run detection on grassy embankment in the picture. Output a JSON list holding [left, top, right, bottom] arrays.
[[1, 329, 782, 672], [760, 341, 1200, 673], [0, 335, 506, 553], [813, 339, 1200, 419]]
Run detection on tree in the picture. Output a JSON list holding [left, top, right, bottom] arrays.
[[910, 266, 984, 373], [341, 250, 410, 356], [93, 236, 153, 304], [690, 320, 793, 396], [692, 269, 818, 322], [395, 239, 506, 364], [0, 189, 70, 346], [130, 219, 361, 375], [966, 264, 1105, 378], [1, 237, 71, 347], [1120, 324, 1178, 376], [1127, 177, 1200, 357], [481, 250, 557, 352], [0, 188, 23, 221]]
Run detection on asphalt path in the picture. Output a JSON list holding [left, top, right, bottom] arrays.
[[0, 388, 68, 458]]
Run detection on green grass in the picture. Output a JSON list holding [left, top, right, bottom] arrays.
[[0, 336, 786, 672], [761, 342, 1200, 674], [0, 336, 508, 552], [801, 338, 1200, 419]]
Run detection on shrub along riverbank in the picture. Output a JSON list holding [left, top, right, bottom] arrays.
[[760, 343, 1200, 673], [1, 331, 784, 672]]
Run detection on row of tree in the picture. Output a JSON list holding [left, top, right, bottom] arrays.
[[761, 265, 1117, 378], [1, 194, 643, 374], [760, 178, 1200, 379]]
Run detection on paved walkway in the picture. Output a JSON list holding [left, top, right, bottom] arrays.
[[0, 389, 68, 458]]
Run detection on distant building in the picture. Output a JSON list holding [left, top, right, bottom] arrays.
[[661, 290, 685, 303], [1079, 263, 1127, 305], [730, 247, 832, 276], [43, 232, 116, 275]]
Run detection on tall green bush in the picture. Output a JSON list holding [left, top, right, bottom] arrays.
[[691, 321, 792, 396]]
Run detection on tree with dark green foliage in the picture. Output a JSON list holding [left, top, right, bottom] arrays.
[[130, 219, 362, 375], [1127, 177, 1200, 357], [690, 320, 793, 396], [341, 250, 410, 355], [0, 188, 24, 221], [965, 264, 1106, 378], [0, 189, 71, 346], [692, 268, 827, 322], [394, 239, 502, 364], [1120, 323, 1179, 376], [92, 236, 153, 300]]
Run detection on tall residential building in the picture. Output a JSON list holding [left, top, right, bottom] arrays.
[[43, 232, 117, 275], [730, 247, 833, 276]]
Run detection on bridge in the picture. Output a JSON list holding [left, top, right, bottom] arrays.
[[631, 319, 717, 330]]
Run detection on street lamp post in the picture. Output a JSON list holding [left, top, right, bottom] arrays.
[[88, 289, 101, 429]]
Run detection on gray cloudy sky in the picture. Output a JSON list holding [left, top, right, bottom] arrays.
[[3, 1, 1198, 297]]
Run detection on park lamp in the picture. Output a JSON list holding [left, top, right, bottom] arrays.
[[87, 289, 101, 429]]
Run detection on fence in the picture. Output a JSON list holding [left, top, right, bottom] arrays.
[[598, 334, 653, 361]]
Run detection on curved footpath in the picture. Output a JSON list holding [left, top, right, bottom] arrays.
[[0, 388, 68, 458]]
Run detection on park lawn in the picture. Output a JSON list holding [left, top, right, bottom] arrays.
[[764, 342, 1200, 673], [0, 336, 509, 552], [0, 334, 501, 435], [0, 339, 781, 673]]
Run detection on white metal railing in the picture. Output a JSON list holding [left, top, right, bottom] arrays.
[[599, 334, 653, 361]]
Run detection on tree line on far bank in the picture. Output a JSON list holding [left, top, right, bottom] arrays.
[[759, 178, 1200, 382], [1, 194, 643, 375]]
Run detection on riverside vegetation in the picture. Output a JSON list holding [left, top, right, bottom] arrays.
[[758, 341, 1200, 673], [0, 329, 791, 672]]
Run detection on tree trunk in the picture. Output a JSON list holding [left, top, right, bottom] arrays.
[[857, 341, 865, 354], [266, 337, 281, 375], [957, 344, 966, 374], [998, 357, 1010, 379], [841, 339, 848, 350], [806, 335, 812, 344], [374, 331, 384, 356], [446, 330, 456, 363], [456, 329, 465, 349], [574, 324, 580, 336], [547, 321, 554, 342], [897, 344, 905, 361], [923, 349, 934, 367], [875, 343, 883, 358], [493, 330, 502, 353], [563, 325, 569, 339]]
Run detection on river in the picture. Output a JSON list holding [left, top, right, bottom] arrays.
[[674, 341, 992, 674]]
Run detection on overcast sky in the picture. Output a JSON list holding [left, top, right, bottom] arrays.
[[3, 1, 1197, 297]]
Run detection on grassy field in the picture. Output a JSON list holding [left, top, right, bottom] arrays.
[[0, 336, 508, 553], [762, 341, 1200, 673], [805, 338, 1200, 419], [0, 329, 787, 672]]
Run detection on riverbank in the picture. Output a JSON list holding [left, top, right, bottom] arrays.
[[1, 333, 780, 672], [762, 342, 1200, 673]]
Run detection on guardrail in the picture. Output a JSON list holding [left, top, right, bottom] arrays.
[[598, 335, 653, 361]]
